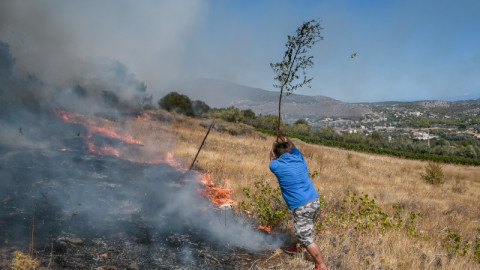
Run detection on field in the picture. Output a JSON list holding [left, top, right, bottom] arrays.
[[122, 111, 480, 269]]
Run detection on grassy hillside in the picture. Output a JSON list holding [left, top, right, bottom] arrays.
[[127, 111, 480, 269]]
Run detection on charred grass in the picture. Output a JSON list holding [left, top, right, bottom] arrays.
[[128, 112, 480, 270]]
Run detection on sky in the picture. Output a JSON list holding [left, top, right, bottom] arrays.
[[0, 0, 479, 102]]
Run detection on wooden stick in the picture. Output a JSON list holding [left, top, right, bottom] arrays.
[[47, 237, 53, 269], [189, 123, 214, 171], [30, 215, 35, 257]]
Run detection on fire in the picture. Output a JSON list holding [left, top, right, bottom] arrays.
[[55, 110, 236, 210], [199, 173, 234, 207], [55, 109, 143, 156], [258, 224, 272, 233], [165, 152, 183, 168], [88, 126, 143, 145], [86, 141, 120, 157], [134, 113, 151, 121]]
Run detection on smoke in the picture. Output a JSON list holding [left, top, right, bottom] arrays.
[[0, 40, 284, 265], [0, 40, 151, 119], [0, 146, 281, 251], [0, 0, 207, 98], [0, 0, 285, 257]]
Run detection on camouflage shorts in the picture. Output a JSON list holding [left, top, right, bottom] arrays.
[[293, 198, 320, 246]]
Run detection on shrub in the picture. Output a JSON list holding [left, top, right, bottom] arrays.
[[474, 228, 480, 263], [11, 251, 40, 270], [283, 123, 311, 136], [251, 115, 281, 130], [320, 191, 422, 236], [343, 132, 367, 144], [420, 162, 445, 184], [239, 178, 288, 228], [158, 92, 194, 117], [311, 127, 342, 141], [205, 107, 244, 123], [442, 228, 470, 256], [192, 100, 211, 117], [294, 119, 308, 125]]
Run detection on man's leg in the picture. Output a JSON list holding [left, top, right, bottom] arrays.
[[294, 199, 328, 269], [306, 242, 327, 268]]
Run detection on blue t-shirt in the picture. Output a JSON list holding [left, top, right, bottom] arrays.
[[269, 147, 318, 210]]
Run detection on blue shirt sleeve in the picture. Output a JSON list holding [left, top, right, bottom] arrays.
[[291, 147, 303, 159], [269, 160, 278, 172]]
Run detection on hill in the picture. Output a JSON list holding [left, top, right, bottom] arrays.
[[164, 78, 372, 122]]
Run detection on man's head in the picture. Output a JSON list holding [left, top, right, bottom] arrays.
[[273, 142, 292, 158]]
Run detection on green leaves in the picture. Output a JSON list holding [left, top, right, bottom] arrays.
[[420, 162, 445, 185], [271, 19, 323, 130], [321, 191, 422, 236], [239, 178, 288, 228]]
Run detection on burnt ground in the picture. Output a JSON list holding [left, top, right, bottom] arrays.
[[0, 123, 286, 269]]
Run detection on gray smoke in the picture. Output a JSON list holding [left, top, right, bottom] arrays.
[[0, 40, 284, 261], [0, 0, 207, 100]]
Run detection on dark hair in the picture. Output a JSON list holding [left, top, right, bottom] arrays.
[[274, 142, 292, 158]]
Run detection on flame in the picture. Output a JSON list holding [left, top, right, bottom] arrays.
[[258, 224, 272, 233], [55, 109, 143, 156], [86, 140, 120, 157], [199, 173, 234, 207], [88, 126, 143, 145], [55, 110, 236, 209], [134, 113, 151, 121]]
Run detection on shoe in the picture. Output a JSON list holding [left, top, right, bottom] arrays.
[[314, 264, 328, 270], [284, 244, 302, 254]]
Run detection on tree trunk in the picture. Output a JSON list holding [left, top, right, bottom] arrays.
[[277, 85, 284, 141]]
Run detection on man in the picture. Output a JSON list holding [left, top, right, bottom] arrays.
[[269, 130, 328, 270]]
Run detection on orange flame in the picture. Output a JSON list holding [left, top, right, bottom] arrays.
[[134, 113, 151, 121], [199, 173, 234, 207], [55, 109, 143, 156], [258, 224, 272, 233], [86, 140, 120, 157], [55, 110, 236, 209]]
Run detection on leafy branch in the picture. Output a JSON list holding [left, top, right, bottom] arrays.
[[270, 19, 323, 131]]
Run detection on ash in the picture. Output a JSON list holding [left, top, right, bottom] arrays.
[[0, 119, 284, 269]]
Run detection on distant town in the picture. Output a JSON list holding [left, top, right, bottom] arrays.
[[308, 100, 480, 141]]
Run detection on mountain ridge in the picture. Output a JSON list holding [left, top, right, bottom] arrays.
[[162, 78, 480, 122], [163, 78, 371, 121]]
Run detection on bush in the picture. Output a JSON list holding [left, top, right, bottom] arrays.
[[192, 100, 211, 117], [320, 191, 422, 236], [294, 119, 308, 125], [283, 123, 311, 137], [442, 228, 470, 256], [420, 162, 445, 184], [239, 179, 288, 228], [251, 115, 281, 130], [311, 127, 342, 141], [474, 228, 480, 263], [343, 132, 367, 144], [158, 92, 194, 117], [205, 107, 244, 123]]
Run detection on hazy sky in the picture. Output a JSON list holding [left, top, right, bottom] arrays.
[[1, 0, 479, 102]]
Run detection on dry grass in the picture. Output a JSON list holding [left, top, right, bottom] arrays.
[[10, 251, 39, 270], [125, 111, 480, 270]]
